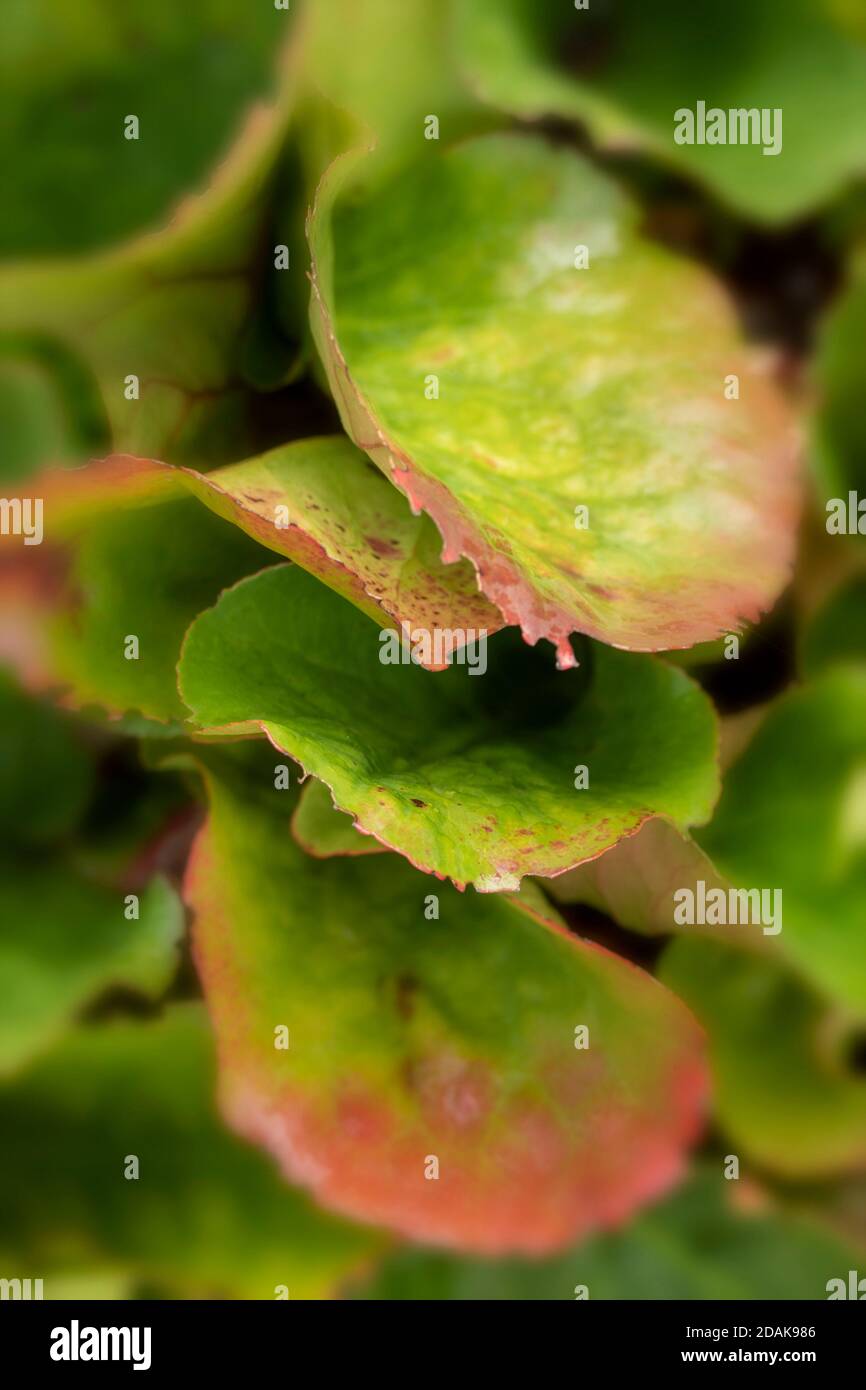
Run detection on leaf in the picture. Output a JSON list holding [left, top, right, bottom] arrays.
[[0, 0, 294, 258], [0, 669, 93, 845], [179, 565, 720, 891], [455, 0, 866, 223], [304, 0, 485, 160], [291, 778, 386, 859], [661, 939, 866, 1177], [814, 259, 866, 506], [554, 669, 866, 1014], [0, 1006, 379, 1297], [184, 764, 707, 1253], [695, 667, 866, 1016], [0, 673, 185, 1075], [353, 1169, 861, 1300], [802, 576, 866, 679], [0, 870, 181, 1076], [47, 497, 272, 725], [0, 63, 299, 461], [309, 133, 799, 664], [0, 354, 95, 482], [547, 817, 756, 950], [40, 438, 503, 663]]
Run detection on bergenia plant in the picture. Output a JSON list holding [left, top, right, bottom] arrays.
[[1, 0, 865, 1303]]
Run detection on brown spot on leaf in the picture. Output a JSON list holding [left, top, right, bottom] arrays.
[[365, 535, 400, 557]]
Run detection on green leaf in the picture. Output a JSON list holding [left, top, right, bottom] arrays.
[[456, 0, 866, 224], [291, 778, 386, 859], [554, 669, 866, 1015], [0, 1006, 379, 1297], [42, 438, 503, 661], [661, 939, 866, 1177], [179, 565, 719, 890], [185, 764, 707, 1253], [48, 498, 271, 725], [695, 668, 866, 1016], [0, 0, 294, 258], [0, 69, 299, 461], [309, 133, 798, 664], [0, 870, 181, 1076], [0, 669, 93, 845], [353, 1169, 861, 1300], [802, 577, 866, 679], [814, 259, 866, 507], [0, 355, 96, 481], [304, 0, 485, 162]]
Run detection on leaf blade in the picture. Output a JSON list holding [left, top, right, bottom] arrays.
[[309, 133, 799, 662], [184, 763, 708, 1253]]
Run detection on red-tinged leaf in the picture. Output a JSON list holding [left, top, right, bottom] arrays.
[[308, 133, 800, 665], [184, 764, 708, 1253], [38, 438, 502, 665]]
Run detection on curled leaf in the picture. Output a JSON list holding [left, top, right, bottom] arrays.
[[179, 565, 719, 890], [309, 133, 799, 664], [39, 438, 502, 666]]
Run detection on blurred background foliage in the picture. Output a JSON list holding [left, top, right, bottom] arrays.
[[0, 0, 865, 1298]]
